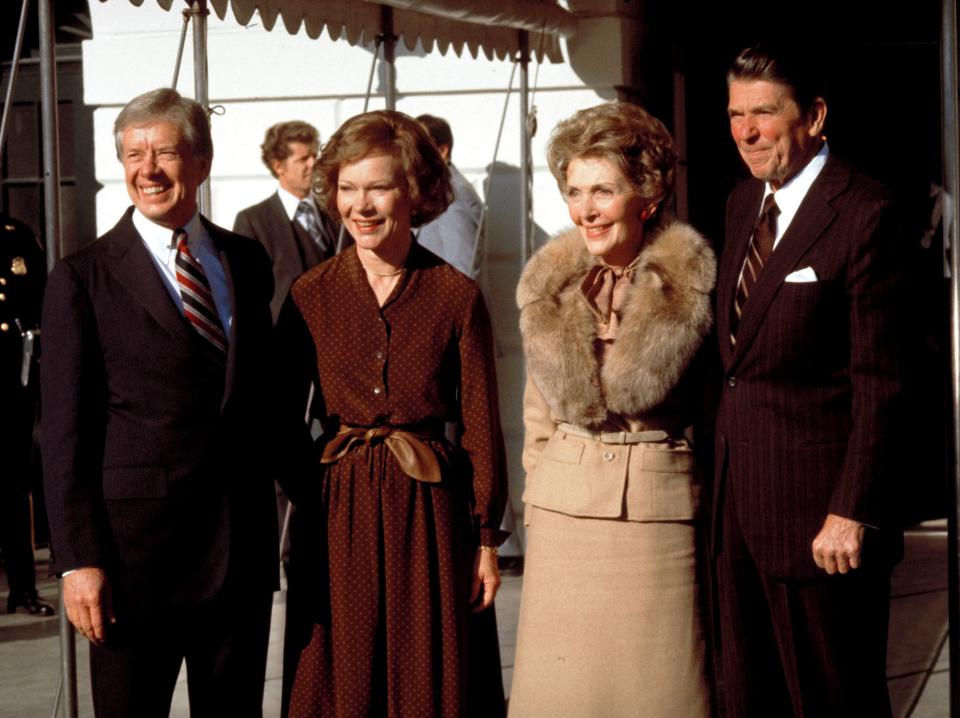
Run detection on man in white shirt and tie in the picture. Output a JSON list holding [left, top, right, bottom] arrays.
[[41, 87, 280, 716], [234, 121, 344, 323]]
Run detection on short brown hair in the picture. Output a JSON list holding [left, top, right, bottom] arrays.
[[260, 121, 318, 177], [546, 101, 676, 222], [314, 110, 452, 228], [416, 114, 453, 158], [727, 43, 825, 114]]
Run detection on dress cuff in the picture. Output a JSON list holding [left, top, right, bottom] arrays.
[[479, 528, 511, 547]]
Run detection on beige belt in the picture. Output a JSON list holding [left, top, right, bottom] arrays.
[[320, 424, 442, 483], [557, 422, 673, 445]]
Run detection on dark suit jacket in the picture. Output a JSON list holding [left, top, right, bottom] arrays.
[[714, 155, 906, 580], [41, 208, 279, 619], [233, 192, 344, 322]]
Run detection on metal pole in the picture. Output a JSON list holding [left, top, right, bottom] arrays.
[[39, 0, 60, 272], [0, 0, 31, 158], [171, 7, 191, 90], [518, 31, 531, 266], [943, 0, 960, 715], [381, 6, 397, 111], [190, 0, 211, 215], [39, 6, 73, 715], [55, 587, 77, 718]]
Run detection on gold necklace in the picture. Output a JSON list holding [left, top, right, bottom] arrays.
[[364, 267, 404, 277]]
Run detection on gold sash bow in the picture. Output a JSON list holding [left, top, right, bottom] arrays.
[[320, 425, 443, 483]]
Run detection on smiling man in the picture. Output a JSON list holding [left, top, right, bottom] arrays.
[[234, 121, 344, 323], [712, 44, 907, 716], [41, 88, 279, 717]]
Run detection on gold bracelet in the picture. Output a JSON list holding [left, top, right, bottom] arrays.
[[479, 545, 499, 556]]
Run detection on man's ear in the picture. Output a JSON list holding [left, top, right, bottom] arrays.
[[807, 97, 828, 138]]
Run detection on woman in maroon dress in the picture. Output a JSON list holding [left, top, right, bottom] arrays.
[[276, 110, 508, 718]]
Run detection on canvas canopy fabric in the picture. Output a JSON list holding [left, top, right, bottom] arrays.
[[105, 0, 576, 62]]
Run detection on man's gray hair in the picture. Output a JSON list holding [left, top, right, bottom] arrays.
[[114, 88, 213, 163]]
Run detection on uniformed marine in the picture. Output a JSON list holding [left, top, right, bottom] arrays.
[[1, 215, 53, 615]]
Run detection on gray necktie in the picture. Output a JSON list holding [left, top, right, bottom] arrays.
[[295, 200, 329, 254]]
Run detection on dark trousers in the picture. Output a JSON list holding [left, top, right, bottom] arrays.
[[715, 488, 892, 718], [90, 583, 273, 718], [0, 387, 38, 600]]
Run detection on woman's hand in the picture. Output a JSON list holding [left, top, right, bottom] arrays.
[[469, 547, 501, 613]]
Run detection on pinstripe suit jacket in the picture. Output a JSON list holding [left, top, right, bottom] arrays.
[[714, 155, 906, 579]]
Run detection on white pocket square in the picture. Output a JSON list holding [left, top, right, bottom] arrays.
[[784, 266, 818, 283]]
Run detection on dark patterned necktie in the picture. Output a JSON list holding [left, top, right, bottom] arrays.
[[731, 193, 780, 344], [174, 229, 228, 357], [295, 200, 329, 254]]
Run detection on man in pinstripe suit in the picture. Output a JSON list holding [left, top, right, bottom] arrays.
[[713, 44, 906, 717]]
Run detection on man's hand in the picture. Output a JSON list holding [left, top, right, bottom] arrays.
[[469, 548, 501, 613], [812, 514, 865, 575], [63, 567, 115, 645]]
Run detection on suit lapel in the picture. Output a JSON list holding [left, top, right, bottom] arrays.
[[204, 216, 239, 409], [108, 210, 194, 345], [728, 157, 850, 368], [717, 183, 764, 367]]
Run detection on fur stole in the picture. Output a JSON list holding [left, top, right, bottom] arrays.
[[517, 222, 716, 426]]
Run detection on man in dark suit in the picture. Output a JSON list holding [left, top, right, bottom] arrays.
[[41, 88, 278, 716], [233, 120, 342, 323], [0, 216, 54, 616], [713, 44, 905, 716]]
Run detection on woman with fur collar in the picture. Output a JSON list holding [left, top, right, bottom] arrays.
[[508, 102, 715, 717]]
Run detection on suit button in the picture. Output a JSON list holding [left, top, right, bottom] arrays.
[[602, 451, 615, 461], [727, 377, 737, 387]]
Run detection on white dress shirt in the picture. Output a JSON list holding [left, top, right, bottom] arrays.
[[764, 143, 830, 250], [277, 186, 318, 222], [133, 208, 233, 334]]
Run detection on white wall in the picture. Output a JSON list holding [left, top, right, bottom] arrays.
[[85, 0, 635, 552]]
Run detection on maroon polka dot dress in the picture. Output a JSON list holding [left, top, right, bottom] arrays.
[[279, 244, 508, 718]]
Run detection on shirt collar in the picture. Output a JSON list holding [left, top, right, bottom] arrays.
[[277, 186, 316, 221], [132, 207, 209, 254], [763, 142, 829, 225]]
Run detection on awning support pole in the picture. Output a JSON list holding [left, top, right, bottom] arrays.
[[943, 0, 960, 714], [0, 0, 31, 159], [518, 30, 531, 266], [380, 6, 397, 110], [189, 0, 211, 215]]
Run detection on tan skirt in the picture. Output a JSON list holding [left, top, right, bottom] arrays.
[[508, 505, 709, 717]]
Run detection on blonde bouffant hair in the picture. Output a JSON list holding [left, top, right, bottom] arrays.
[[546, 101, 676, 226]]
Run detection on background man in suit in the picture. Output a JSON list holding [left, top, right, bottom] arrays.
[[415, 114, 484, 278], [234, 120, 341, 323], [0, 216, 54, 616], [41, 88, 278, 716], [713, 44, 905, 716]]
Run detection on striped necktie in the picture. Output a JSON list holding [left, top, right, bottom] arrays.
[[174, 229, 228, 357], [731, 193, 779, 344], [295, 199, 330, 254]]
